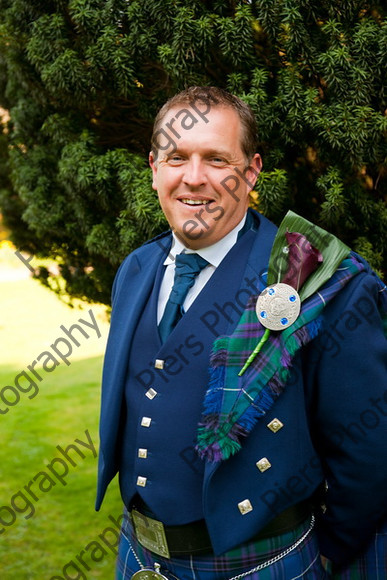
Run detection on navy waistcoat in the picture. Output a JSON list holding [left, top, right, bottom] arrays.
[[119, 228, 258, 525]]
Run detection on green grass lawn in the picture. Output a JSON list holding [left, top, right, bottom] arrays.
[[0, 266, 123, 579]]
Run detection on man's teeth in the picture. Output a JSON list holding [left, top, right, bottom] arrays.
[[181, 199, 210, 205]]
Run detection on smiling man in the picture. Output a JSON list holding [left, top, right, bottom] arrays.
[[149, 98, 261, 249], [96, 87, 387, 580]]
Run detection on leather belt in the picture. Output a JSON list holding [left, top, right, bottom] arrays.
[[130, 497, 311, 557]]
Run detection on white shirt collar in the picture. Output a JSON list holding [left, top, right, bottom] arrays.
[[164, 214, 247, 268]]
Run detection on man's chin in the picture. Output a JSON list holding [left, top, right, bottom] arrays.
[[173, 225, 214, 250]]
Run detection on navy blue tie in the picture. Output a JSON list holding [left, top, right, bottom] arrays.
[[159, 253, 209, 342]]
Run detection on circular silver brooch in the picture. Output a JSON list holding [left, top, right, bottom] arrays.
[[256, 283, 301, 331]]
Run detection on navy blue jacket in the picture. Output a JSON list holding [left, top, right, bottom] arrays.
[[96, 210, 387, 566]]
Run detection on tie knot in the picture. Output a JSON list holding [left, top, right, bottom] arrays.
[[169, 253, 208, 305], [175, 252, 209, 276]]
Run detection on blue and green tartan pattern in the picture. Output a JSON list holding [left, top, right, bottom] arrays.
[[116, 510, 329, 579], [196, 253, 387, 462], [116, 513, 387, 578], [331, 518, 387, 579]]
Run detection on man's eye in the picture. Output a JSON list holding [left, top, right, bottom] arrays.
[[168, 155, 184, 165], [210, 157, 226, 164]]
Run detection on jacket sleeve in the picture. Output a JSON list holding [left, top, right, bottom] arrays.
[[306, 269, 387, 566]]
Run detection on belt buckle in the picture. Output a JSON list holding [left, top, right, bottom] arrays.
[[131, 509, 171, 559]]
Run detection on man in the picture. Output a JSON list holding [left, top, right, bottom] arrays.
[[96, 87, 387, 579]]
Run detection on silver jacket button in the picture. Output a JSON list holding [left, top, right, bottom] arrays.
[[256, 457, 272, 472], [267, 418, 284, 433], [238, 499, 253, 515]]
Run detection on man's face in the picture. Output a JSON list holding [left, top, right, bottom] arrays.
[[149, 105, 262, 249]]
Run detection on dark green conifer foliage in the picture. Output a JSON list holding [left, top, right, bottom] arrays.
[[0, 0, 385, 303]]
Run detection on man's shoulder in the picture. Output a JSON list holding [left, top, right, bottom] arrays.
[[143, 229, 173, 248], [335, 251, 386, 307], [120, 229, 172, 264], [249, 208, 278, 237], [111, 230, 171, 295]]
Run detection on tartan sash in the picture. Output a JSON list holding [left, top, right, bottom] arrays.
[[196, 252, 387, 462]]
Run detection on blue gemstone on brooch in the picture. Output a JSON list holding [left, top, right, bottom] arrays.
[[280, 317, 288, 326], [289, 295, 296, 302], [260, 311, 267, 319], [268, 288, 275, 296]]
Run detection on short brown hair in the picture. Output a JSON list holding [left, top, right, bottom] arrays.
[[151, 86, 258, 162]]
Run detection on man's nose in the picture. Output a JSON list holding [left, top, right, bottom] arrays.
[[182, 159, 207, 188]]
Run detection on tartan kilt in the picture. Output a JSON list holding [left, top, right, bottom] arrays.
[[332, 518, 387, 580], [116, 509, 329, 580]]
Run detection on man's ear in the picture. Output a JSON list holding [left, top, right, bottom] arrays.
[[245, 153, 262, 190], [149, 151, 158, 191], [253, 153, 263, 174]]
